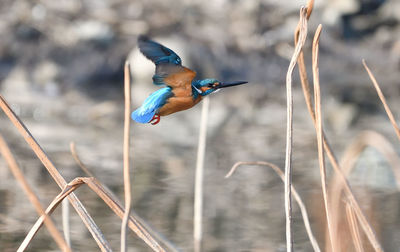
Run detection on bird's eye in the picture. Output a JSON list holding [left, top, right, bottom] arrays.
[[208, 83, 214, 87]]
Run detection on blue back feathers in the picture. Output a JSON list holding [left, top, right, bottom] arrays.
[[131, 87, 173, 123]]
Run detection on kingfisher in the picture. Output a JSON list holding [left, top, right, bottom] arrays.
[[131, 36, 248, 125]]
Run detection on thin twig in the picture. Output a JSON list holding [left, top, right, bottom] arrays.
[[225, 161, 321, 252], [121, 61, 133, 252], [194, 96, 209, 252], [0, 134, 71, 252], [362, 60, 400, 142], [284, 7, 308, 251], [346, 201, 364, 252], [312, 24, 335, 251]]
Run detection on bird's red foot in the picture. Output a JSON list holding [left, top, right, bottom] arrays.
[[150, 114, 160, 125]]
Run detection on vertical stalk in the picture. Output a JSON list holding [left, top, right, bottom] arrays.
[[194, 97, 210, 252], [121, 61, 132, 252]]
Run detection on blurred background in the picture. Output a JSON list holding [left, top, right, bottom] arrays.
[[1, 0, 400, 251]]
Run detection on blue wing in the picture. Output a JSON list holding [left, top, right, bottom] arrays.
[[131, 87, 173, 123], [138, 36, 184, 86], [138, 36, 182, 66]]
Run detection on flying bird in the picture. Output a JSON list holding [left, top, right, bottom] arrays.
[[131, 36, 248, 125]]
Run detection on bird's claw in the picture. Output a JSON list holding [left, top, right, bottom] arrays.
[[150, 114, 160, 125]]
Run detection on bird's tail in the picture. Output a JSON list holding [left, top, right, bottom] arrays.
[[131, 108, 156, 123]]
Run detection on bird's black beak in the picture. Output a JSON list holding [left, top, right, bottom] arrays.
[[216, 81, 248, 89]]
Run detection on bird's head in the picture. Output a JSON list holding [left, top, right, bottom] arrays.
[[192, 79, 248, 97]]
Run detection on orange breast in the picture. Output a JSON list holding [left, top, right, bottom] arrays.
[[158, 92, 202, 116]]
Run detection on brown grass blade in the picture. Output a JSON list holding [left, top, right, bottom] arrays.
[[346, 201, 364, 252], [194, 96, 210, 252], [225, 161, 321, 252], [362, 60, 400, 142], [0, 134, 71, 252], [284, 7, 308, 251], [312, 24, 335, 252], [121, 61, 133, 252], [0, 94, 112, 251]]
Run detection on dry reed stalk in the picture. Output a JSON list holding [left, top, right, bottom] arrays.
[[70, 142, 94, 177], [0, 94, 112, 251], [301, 86, 384, 249], [0, 94, 165, 251], [330, 130, 400, 249], [18, 177, 91, 251], [121, 61, 133, 252], [62, 199, 71, 248], [19, 176, 166, 252], [82, 179, 165, 251], [194, 96, 210, 252], [225, 161, 321, 252], [295, 0, 315, 119], [293, 18, 383, 252], [312, 24, 335, 252], [284, 7, 308, 251], [294, 0, 314, 39], [345, 201, 364, 252], [363, 60, 400, 142], [339, 130, 400, 188], [70, 142, 179, 252], [0, 134, 71, 252]]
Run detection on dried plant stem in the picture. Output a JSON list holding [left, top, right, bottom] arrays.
[[62, 199, 71, 248], [82, 179, 165, 251], [0, 94, 112, 251], [194, 96, 209, 252], [121, 61, 133, 252], [293, 19, 383, 252], [20, 176, 166, 252], [71, 142, 178, 252], [338, 130, 400, 189], [226, 161, 321, 252], [70, 142, 94, 177], [363, 60, 400, 142], [346, 201, 364, 252], [284, 7, 308, 251], [0, 134, 71, 252], [312, 24, 335, 252], [18, 178, 92, 252], [330, 130, 400, 249]]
